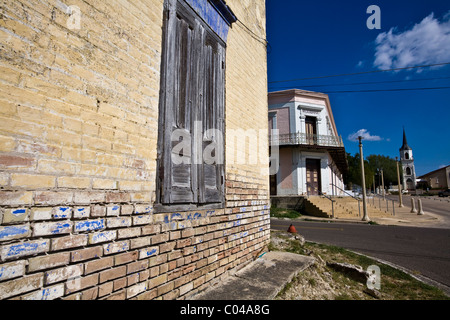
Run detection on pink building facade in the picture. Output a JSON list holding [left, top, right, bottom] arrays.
[[269, 89, 347, 196]]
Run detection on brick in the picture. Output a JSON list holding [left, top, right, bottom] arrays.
[[28, 252, 70, 272], [73, 191, 105, 204], [107, 205, 121, 216], [66, 273, 99, 295], [53, 206, 73, 219], [91, 205, 106, 217], [106, 192, 130, 203], [74, 219, 106, 232], [127, 282, 148, 299], [21, 284, 65, 300], [57, 176, 91, 189], [33, 221, 72, 237], [0, 224, 30, 242], [1, 239, 50, 261], [93, 179, 118, 190], [107, 216, 132, 228], [134, 205, 152, 214], [139, 246, 159, 259], [133, 214, 152, 226], [141, 224, 161, 235], [120, 205, 134, 215], [34, 191, 73, 206], [130, 236, 151, 249], [148, 274, 167, 289], [99, 265, 127, 283], [71, 246, 103, 262], [51, 234, 88, 251], [0, 155, 36, 169], [45, 264, 84, 285], [0, 273, 44, 300], [30, 207, 52, 221], [73, 206, 90, 219], [0, 191, 33, 206], [114, 251, 138, 266], [89, 230, 117, 244], [98, 282, 113, 297], [118, 227, 141, 239], [2, 208, 29, 224], [11, 173, 56, 189], [151, 233, 169, 245], [84, 257, 114, 275], [103, 241, 130, 255], [0, 260, 26, 281]]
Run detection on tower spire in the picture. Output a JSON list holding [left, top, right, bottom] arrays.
[[400, 127, 411, 151]]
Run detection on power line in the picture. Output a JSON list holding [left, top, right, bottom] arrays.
[[268, 62, 450, 84], [268, 76, 450, 90], [269, 86, 450, 94]]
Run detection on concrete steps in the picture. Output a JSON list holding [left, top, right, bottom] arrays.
[[304, 196, 391, 219]]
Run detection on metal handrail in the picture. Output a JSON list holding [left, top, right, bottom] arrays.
[[331, 183, 361, 201], [306, 182, 335, 218], [331, 183, 361, 217], [269, 132, 344, 147]]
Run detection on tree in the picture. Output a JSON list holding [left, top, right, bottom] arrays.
[[344, 153, 375, 190]]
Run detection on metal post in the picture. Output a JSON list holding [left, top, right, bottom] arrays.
[[392, 200, 395, 216], [396, 157, 404, 207], [358, 136, 369, 221]]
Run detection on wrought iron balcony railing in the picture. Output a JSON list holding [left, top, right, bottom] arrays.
[[269, 132, 344, 148]]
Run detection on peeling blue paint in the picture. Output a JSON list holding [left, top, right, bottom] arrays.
[[0, 225, 28, 239], [51, 223, 71, 234], [6, 241, 47, 257], [171, 213, 183, 220], [54, 207, 71, 219], [144, 248, 158, 257], [185, 0, 232, 42], [75, 219, 105, 232]]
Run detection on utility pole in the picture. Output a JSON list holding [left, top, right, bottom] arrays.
[[396, 157, 404, 207], [359, 136, 369, 221], [381, 169, 385, 200]]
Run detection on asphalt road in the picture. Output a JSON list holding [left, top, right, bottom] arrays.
[[271, 218, 450, 293]]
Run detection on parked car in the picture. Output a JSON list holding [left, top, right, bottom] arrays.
[[438, 189, 450, 197]]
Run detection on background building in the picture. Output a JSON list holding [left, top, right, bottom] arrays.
[[417, 165, 450, 190], [0, 0, 269, 300], [268, 89, 347, 197], [399, 129, 417, 190]]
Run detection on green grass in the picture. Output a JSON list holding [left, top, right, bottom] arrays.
[[271, 232, 450, 300], [270, 207, 302, 219]]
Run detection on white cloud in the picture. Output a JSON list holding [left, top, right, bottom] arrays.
[[374, 11, 450, 70], [348, 129, 382, 142]]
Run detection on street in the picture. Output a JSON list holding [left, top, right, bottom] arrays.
[[271, 218, 450, 294]]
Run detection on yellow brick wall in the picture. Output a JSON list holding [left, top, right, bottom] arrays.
[[0, 0, 269, 300], [0, 0, 163, 199]]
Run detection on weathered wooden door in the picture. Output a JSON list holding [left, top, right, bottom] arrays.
[[305, 116, 317, 145], [306, 159, 321, 195]]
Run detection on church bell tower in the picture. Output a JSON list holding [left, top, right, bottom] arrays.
[[399, 128, 416, 190]]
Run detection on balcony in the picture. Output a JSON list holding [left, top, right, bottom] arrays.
[[269, 132, 348, 174], [269, 132, 344, 148]]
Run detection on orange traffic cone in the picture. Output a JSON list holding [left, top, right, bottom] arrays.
[[287, 224, 297, 233]]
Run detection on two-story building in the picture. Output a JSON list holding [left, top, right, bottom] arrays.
[[269, 89, 347, 197]]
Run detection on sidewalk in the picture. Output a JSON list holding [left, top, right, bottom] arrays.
[[190, 252, 315, 300]]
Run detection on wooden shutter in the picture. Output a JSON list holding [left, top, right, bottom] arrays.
[[198, 30, 225, 204], [157, 0, 225, 206], [158, 4, 197, 204]]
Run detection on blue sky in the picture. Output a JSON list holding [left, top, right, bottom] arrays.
[[266, 0, 450, 176]]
